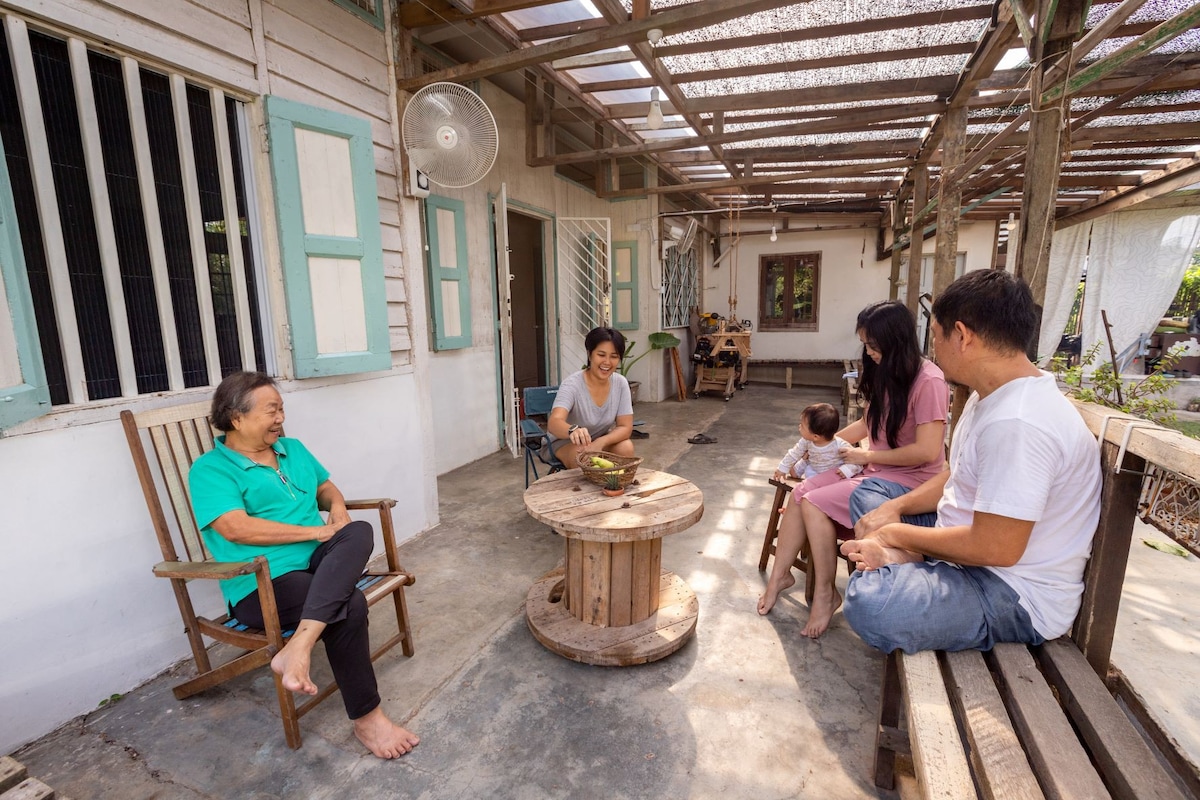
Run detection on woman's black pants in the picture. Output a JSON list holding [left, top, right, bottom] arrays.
[[231, 521, 380, 720]]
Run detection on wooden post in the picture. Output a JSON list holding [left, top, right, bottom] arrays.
[[888, 200, 904, 301], [1016, 0, 1087, 357], [933, 104, 966, 300], [905, 166, 927, 314]]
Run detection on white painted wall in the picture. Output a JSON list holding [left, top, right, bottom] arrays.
[[0, 0, 439, 754], [705, 219, 999, 363], [421, 83, 659, 473]]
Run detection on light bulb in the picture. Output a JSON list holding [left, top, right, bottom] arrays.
[[646, 88, 664, 130], [769, 225, 778, 242], [1006, 212, 1017, 231]]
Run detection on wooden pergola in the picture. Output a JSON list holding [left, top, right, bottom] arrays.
[[395, 0, 1200, 308]]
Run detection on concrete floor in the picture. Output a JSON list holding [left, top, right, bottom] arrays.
[[11, 383, 1199, 798]]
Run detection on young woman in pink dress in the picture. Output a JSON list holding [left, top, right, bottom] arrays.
[[757, 301, 949, 638]]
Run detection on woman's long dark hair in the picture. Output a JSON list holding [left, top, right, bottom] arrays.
[[856, 301, 923, 449]]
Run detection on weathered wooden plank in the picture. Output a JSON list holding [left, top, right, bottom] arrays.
[[934, 104, 966, 299], [897, 651, 976, 799], [1036, 639, 1187, 800], [609, 541, 634, 627], [0, 757, 28, 793], [3, 777, 54, 800], [397, 0, 806, 91], [943, 650, 1044, 800], [630, 539, 653, 621], [567, 538, 582, 616], [580, 540, 610, 626], [989, 644, 1111, 799], [1073, 440, 1141, 674]]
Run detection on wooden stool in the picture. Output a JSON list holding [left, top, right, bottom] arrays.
[[758, 477, 853, 606]]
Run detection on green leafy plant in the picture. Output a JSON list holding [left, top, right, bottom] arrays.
[[619, 331, 681, 377], [604, 471, 623, 491], [1050, 342, 1180, 422]]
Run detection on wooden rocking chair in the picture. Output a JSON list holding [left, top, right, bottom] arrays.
[[120, 401, 416, 750]]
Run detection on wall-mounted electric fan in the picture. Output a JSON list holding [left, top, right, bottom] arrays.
[[402, 82, 499, 195], [661, 217, 698, 259]]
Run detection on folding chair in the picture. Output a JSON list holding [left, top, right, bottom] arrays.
[[522, 386, 566, 487]]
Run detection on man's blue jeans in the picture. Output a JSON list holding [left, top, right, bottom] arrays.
[[844, 477, 1042, 653], [848, 477, 938, 528], [843, 562, 1043, 653]]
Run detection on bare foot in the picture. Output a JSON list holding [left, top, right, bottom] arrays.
[[271, 641, 317, 696], [757, 572, 795, 615], [802, 587, 843, 639], [354, 707, 420, 759], [841, 538, 923, 571]]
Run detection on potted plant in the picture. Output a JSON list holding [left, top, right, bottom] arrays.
[[619, 331, 681, 403], [601, 471, 625, 497]]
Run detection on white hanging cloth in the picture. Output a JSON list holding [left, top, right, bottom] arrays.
[[1080, 207, 1200, 370], [1035, 221, 1092, 366]]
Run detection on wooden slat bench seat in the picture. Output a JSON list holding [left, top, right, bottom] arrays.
[[746, 359, 844, 390], [873, 401, 1195, 800]]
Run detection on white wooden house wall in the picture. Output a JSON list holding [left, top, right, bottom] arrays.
[[423, 83, 658, 475], [0, 0, 436, 755], [712, 220, 999, 362]]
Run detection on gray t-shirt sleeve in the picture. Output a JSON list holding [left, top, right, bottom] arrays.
[[548, 371, 630, 442]]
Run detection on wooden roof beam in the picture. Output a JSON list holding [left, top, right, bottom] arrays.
[[1041, 2, 1200, 105], [599, 159, 911, 199], [397, 0, 808, 91], [900, 4, 1019, 203], [534, 102, 943, 166], [652, 3, 994, 57], [400, 0, 564, 29], [1057, 153, 1200, 228]]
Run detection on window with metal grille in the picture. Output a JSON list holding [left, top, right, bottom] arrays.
[[0, 23, 267, 406], [330, 0, 384, 29], [661, 244, 697, 330], [760, 253, 820, 331]]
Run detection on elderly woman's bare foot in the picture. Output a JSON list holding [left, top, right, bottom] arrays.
[[802, 588, 843, 639], [271, 642, 317, 695], [757, 572, 795, 615], [354, 707, 420, 759]]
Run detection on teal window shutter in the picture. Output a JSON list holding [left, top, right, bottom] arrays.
[[611, 240, 638, 330], [264, 96, 390, 378], [423, 195, 473, 350], [0, 134, 51, 432]]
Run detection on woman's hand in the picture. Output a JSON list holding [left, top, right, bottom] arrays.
[[840, 446, 872, 466], [569, 426, 593, 447]]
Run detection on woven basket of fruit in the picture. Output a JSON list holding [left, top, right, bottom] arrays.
[[576, 451, 643, 489]]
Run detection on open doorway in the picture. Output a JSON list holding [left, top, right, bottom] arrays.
[[507, 210, 547, 389]]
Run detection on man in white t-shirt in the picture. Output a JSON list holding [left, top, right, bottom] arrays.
[[842, 270, 1102, 653]]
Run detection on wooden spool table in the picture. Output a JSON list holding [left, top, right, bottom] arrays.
[[523, 468, 704, 666]]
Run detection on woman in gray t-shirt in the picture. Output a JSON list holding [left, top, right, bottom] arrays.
[[547, 327, 636, 468]]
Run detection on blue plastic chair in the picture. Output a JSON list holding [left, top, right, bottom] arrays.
[[522, 386, 566, 487]]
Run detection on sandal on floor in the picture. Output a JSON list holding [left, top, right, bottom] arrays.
[[688, 433, 718, 444]]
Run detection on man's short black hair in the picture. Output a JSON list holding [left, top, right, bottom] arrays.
[[931, 269, 1037, 354]]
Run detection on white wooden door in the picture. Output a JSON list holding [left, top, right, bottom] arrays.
[[495, 185, 519, 457]]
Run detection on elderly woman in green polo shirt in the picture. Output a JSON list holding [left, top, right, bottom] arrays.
[[188, 371, 418, 759]]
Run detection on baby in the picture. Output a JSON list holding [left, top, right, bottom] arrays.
[[773, 402, 862, 483]]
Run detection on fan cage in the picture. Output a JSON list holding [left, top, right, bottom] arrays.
[[402, 82, 499, 188]]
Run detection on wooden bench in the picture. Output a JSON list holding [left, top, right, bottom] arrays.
[[873, 400, 1197, 799], [746, 359, 844, 390]]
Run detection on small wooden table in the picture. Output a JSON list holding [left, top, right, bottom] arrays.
[[523, 468, 704, 666]]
